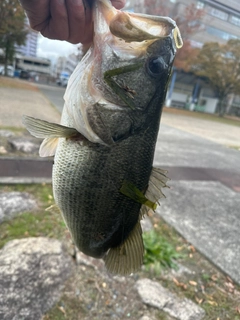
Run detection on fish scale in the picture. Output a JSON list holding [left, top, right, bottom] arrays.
[[53, 124, 155, 257], [22, 0, 182, 275]]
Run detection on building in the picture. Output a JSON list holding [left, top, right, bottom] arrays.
[[54, 53, 79, 78], [170, 0, 240, 47], [16, 19, 38, 57], [15, 55, 51, 74], [130, 0, 240, 114], [132, 0, 240, 47]]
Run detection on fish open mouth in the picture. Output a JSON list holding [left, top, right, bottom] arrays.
[[95, 0, 183, 48]]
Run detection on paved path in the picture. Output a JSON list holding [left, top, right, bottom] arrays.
[[154, 121, 240, 284], [36, 83, 65, 113]]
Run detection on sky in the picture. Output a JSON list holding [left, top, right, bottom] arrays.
[[37, 34, 79, 64]]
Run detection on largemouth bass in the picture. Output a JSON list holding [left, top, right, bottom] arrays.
[[23, 0, 182, 275]]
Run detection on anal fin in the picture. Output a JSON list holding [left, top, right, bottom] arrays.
[[104, 220, 144, 276]]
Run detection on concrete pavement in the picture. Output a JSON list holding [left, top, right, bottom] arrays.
[[154, 121, 240, 284], [1, 81, 240, 284]]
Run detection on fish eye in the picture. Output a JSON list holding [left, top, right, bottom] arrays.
[[146, 56, 168, 77]]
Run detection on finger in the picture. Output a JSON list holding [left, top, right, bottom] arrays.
[[19, 0, 50, 30], [111, 0, 126, 9], [45, 0, 69, 40], [19, 0, 70, 41], [65, 0, 93, 44]]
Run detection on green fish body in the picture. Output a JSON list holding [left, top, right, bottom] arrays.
[[23, 0, 182, 275]]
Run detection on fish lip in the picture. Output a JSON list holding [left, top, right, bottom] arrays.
[[96, 0, 179, 42]]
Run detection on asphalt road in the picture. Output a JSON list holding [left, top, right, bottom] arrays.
[[36, 83, 65, 113]]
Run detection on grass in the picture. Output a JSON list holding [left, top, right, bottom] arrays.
[[163, 106, 240, 128], [228, 145, 240, 151], [0, 184, 65, 249], [143, 229, 184, 273], [0, 126, 25, 133]]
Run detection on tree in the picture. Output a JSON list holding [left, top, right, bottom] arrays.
[[140, 1, 205, 71], [190, 39, 240, 116], [0, 0, 27, 76]]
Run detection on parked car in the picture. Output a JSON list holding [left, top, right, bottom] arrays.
[[0, 65, 14, 77], [19, 70, 30, 80], [56, 71, 70, 87]]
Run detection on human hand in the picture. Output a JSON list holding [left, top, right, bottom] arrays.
[[19, 0, 126, 44]]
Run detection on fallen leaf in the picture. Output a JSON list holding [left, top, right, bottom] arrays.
[[189, 245, 196, 252], [207, 300, 218, 306], [176, 246, 183, 251], [173, 277, 180, 286], [58, 306, 66, 315], [195, 297, 203, 304], [172, 277, 187, 290], [211, 274, 218, 281]]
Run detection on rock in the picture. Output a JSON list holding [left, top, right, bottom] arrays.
[[0, 192, 37, 223], [141, 216, 153, 233], [0, 146, 7, 154], [139, 316, 154, 320], [9, 136, 41, 154], [0, 130, 14, 138], [136, 279, 205, 320], [0, 237, 74, 320], [76, 250, 105, 271]]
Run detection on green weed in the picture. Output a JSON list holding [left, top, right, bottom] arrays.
[[143, 229, 183, 274]]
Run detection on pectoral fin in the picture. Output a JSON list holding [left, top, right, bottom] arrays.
[[120, 180, 157, 210], [22, 115, 78, 138], [104, 220, 144, 275], [39, 137, 59, 157], [22, 115, 82, 157]]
